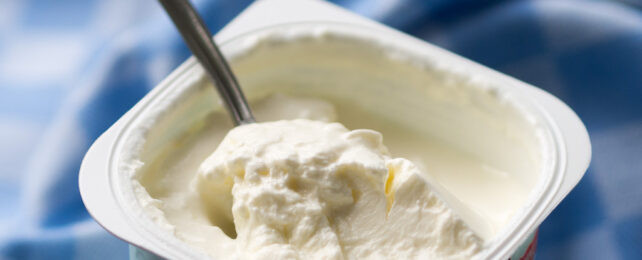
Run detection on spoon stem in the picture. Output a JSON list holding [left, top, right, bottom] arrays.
[[159, 0, 255, 125]]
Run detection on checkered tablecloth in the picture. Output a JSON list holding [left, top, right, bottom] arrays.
[[1, 0, 640, 259]]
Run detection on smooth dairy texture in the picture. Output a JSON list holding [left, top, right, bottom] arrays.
[[196, 119, 482, 259]]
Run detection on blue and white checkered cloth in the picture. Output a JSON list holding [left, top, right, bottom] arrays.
[[0, 0, 640, 259]]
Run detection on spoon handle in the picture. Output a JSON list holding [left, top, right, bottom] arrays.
[[159, 0, 255, 125]]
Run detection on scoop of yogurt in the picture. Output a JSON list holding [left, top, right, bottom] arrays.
[[196, 119, 482, 259]]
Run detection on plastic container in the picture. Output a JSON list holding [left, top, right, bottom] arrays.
[[79, 1, 590, 259]]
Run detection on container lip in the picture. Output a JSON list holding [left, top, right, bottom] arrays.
[[108, 58, 210, 260], [478, 82, 566, 258], [105, 21, 569, 259]]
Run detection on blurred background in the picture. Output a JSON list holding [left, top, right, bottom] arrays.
[[0, 0, 641, 259]]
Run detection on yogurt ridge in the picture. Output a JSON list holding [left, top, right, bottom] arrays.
[[196, 119, 482, 259]]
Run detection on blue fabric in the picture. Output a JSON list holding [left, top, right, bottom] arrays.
[[0, 0, 640, 259]]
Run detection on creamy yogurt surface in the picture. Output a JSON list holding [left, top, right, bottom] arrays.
[[125, 27, 549, 259], [196, 119, 481, 259]]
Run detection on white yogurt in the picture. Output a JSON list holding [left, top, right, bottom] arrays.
[[194, 119, 482, 259], [123, 27, 550, 259]]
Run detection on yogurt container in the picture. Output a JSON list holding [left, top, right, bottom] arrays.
[[79, 0, 590, 259]]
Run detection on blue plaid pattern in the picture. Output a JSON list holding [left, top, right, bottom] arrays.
[[0, 0, 640, 259]]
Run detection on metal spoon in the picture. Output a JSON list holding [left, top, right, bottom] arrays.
[[159, 0, 255, 125]]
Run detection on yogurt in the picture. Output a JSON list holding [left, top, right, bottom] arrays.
[[121, 25, 553, 259], [194, 118, 482, 259]]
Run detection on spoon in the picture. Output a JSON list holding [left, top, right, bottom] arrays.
[[159, 0, 255, 125]]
